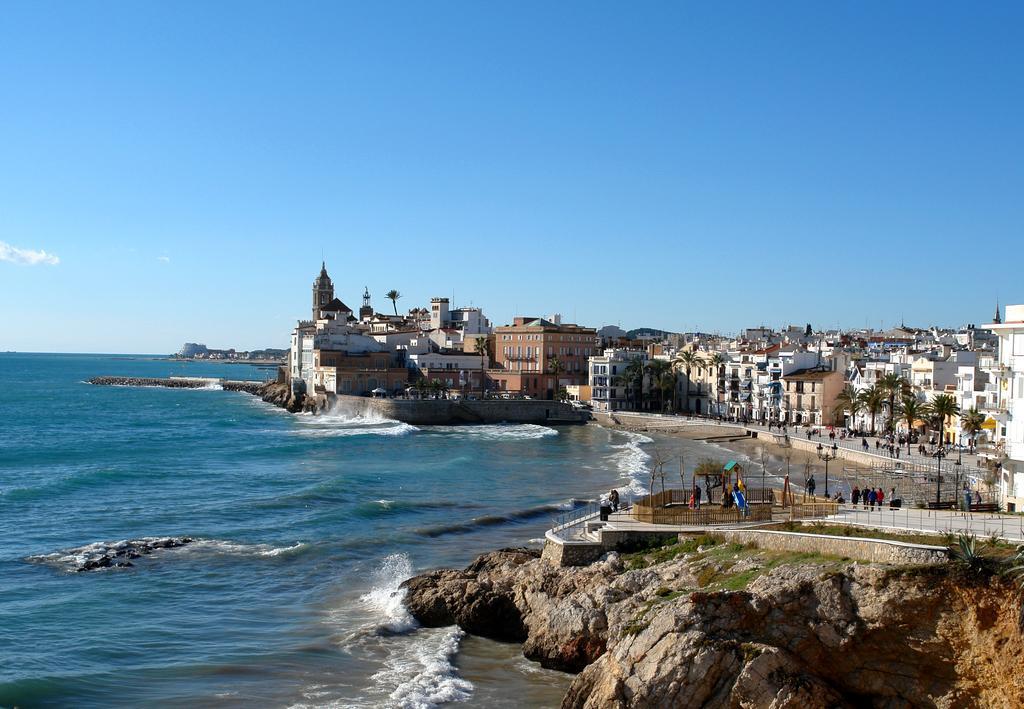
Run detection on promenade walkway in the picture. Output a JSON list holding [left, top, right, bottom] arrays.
[[605, 411, 993, 483], [827, 505, 1024, 543]]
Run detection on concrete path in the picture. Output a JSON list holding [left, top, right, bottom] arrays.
[[827, 505, 1024, 543]]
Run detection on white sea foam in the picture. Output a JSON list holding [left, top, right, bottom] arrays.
[[292, 422, 419, 438], [609, 430, 653, 496], [294, 405, 419, 438], [186, 539, 307, 558], [359, 553, 418, 634], [425, 424, 558, 440], [334, 554, 473, 708], [374, 627, 472, 709]]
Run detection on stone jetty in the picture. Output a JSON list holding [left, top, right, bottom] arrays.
[[87, 376, 265, 395]]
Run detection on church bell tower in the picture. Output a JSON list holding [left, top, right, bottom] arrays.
[[359, 286, 374, 321], [312, 262, 334, 321]]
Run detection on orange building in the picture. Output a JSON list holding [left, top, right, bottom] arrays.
[[313, 349, 409, 395], [489, 317, 598, 399]]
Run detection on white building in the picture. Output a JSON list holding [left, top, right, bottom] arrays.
[[987, 304, 1024, 511], [589, 349, 649, 412]]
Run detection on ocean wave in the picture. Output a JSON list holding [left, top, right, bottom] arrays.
[[358, 553, 418, 635], [351, 553, 474, 709], [293, 408, 419, 438], [414, 499, 585, 538], [422, 424, 558, 440], [373, 627, 472, 708], [351, 499, 471, 519], [609, 429, 652, 496]]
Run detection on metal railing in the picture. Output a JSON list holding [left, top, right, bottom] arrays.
[[825, 504, 1024, 543]]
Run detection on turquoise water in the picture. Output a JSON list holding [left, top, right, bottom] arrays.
[[0, 353, 677, 708]]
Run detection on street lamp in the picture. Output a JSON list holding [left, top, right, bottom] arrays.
[[933, 445, 947, 507], [817, 441, 839, 498]]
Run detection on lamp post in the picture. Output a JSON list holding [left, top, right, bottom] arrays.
[[933, 445, 947, 507], [817, 441, 839, 498]]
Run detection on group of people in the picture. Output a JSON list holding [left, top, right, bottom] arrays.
[[851, 486, 895, 510]]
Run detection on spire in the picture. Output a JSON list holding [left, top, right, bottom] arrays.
[[994, 298, 1001, 324]]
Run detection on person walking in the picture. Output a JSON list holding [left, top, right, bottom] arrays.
[[876, 487, 884, 508], [806, 474, 816, 500], [609, 489, 620, 512], [963, 486, 972, 515], [868, 487, 877, 510], [852, 486, 861, 506]]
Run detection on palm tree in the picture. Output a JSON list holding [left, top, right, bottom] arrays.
[[960, 406, 985, 446], [833, 384, 863, 429], [879, 373, 911, 434], [385, 289, 402, 316], [708, 353, 725, 417], [673, 350, 699, 413], [645, 360, 672, 411], [547, 356, 566, 401], [900, 394, 925, 453], [925, 393, 960, 445], [623, 357, 646, 411], [473, 335, 491, 398], [861, 385, 885, 435], [660, 368, 678, 412]]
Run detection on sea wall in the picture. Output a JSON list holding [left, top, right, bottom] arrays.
[[325, 394, 589, 425], [711, 529, 948, 565]]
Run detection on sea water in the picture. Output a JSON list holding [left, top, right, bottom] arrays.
[[0, 353, 760, 708]]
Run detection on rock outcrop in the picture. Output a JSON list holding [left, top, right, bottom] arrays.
[[403, 543, 1024, 707], [26, 537, 194, 573], [259, 382, 310, 413]]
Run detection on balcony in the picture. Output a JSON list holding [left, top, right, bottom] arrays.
[[504, 354, 537, 361]]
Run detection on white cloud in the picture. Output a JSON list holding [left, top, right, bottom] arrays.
[[157, 255, 171, 263], [0, 241, 60, 266]]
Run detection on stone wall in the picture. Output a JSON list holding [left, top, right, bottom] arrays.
[[710, 529, 948, 565], [327, 395, 588, 425]]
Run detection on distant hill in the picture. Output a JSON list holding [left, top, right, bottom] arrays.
[[626, 327, 675, 340]]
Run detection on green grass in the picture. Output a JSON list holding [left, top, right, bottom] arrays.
[[623, 533, 724, 570]]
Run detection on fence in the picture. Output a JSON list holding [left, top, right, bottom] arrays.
[[632, 489, 773, 525], [632, 504, 773, 525]]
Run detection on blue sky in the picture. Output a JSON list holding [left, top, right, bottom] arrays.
[[1, 2, 1021, 353]]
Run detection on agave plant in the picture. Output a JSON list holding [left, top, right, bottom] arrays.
[[1007, 545, 1024, 590]]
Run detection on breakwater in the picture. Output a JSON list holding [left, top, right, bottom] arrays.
[[87, 376, 265, 395]]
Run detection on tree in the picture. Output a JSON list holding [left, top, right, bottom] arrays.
[[833, 384, 863, 429], [547, 356, 566, 401], [658, 368, 678, 412], [860, 385, 885, 435], [961, 406, 986, 445], [473, 335, 491, 398], [925, 393, 960, 445], [645, 359, 672, 411], [900, 394, 925, 453], [622, 357, 646, 411], [708, 353, 725, 417], [879, 373, 911, 434], [673, 350, 699, 413], [385, 289, 402, 316]]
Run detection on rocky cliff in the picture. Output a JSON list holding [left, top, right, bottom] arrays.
[[259, 382, 310, 413], [402, 540, 1024, 707]]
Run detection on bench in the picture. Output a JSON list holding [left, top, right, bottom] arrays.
[[927, 501, 956, 510], [970, 503, 999, 513]]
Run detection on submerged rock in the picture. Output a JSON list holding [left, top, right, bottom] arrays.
[[26, 537, 194, 573], [403, 543, 1024, 707]]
